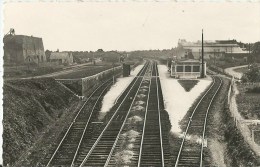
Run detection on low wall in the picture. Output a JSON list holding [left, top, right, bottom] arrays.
[[227, 79, 260, 156], [56, 61, 144, 97], [56, 66, 122, 97], [82, 66, 122, 96]]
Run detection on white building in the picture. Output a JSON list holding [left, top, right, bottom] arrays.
[[171, 59, 206, 79], [176, 39, 247, 60]]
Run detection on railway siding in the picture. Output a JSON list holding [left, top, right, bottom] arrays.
[[174, 76, 223, 167]]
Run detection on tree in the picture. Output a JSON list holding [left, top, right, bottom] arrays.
[[252, 42, 260, 54], [97, 49, 104, 53], [45, 50, 51, 62], [242, 63, 260, 82]]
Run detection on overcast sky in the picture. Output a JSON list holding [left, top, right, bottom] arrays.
[[3, 2, 260, 51]]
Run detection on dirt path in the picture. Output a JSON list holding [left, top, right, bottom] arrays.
[[224, 65, 248, 79], [23, 62, 96, 79], [5, 61, 101, 80]]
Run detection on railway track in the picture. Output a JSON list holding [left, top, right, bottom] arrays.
[[45, 62, 149, 166], [102, 61, 166, 167], [46, 60, 222, 167], [45, 78, 112, 166], [104, 61, 170, 167], [78, 62, 151, 167], [174, 76, 223, 167], [137, 61, 166, 166]]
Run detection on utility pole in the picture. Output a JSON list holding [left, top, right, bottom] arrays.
[[201, 29, 205, 78], [249, 43, 251, 55], [112, 61, 115, 84]]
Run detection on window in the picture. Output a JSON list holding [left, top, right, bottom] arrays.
[[193, 66, 200, 72], [185, 65, 191, 72], [176, 65, 184, 72]]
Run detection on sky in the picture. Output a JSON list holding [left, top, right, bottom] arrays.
[[3, 1, 260, 52]]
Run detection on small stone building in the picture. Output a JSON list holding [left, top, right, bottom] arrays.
[[3, 34, 46, 65], [171, 59, 206, 79], [49, 52, 73, 65]]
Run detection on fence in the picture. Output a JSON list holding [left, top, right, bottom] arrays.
[[227, 79, 260, 156]]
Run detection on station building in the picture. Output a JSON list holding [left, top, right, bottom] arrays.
[[171, 59, 206, 79]]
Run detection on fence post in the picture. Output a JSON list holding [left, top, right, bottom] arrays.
[[252, 130, 255, 143]]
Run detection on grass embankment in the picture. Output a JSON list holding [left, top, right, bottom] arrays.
[[236, 83, 260, 146], [236, 83, 260, 120], [233, 64, 260, 73], [177, 80, 199, 92], [4, 61, 121, 79], [54, 63, 121, 79], [223, 104, 260, 166], [4, 64, 63, 79], [3, 78, 81, 166], [208, 59, 248, 69]]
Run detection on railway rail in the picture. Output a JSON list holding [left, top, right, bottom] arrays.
[[45, 62, 149, 166], [45, 78, 112, 166], [105, 63, 153, 167], [174, 76, 223, 167], [103, 61, 169, 167], [137, 60, 165, 166], [78, 62, 151, 167]]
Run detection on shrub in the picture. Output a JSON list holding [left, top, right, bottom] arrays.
[[242, 64, 260, 82], [246, 86, 260, 93]]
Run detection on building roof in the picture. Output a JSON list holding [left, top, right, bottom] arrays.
[[173, 59, 201, 64], [50, 52, 71, 59], [4, 34, 45, 52], [178, 39, 248, 54], [179, 39, 239, 47], [4, 34, 42, 44]]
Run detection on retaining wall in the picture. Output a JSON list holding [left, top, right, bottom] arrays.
[[56, 66, 122, 97], [55, 61, 143, 97], [55, 79, 82, 96]]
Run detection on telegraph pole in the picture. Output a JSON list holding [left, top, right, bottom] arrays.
[[201, 29, 205, 78]]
